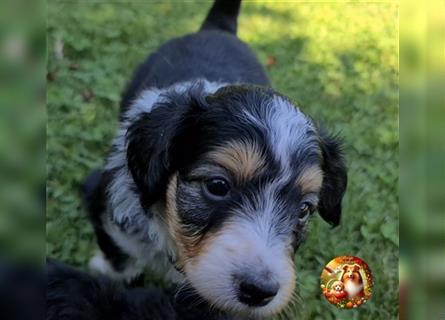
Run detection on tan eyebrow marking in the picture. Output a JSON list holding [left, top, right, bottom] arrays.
[[165, 173, 216, 268], [206, 140, 266, 183], [296, 166, 323, 194]]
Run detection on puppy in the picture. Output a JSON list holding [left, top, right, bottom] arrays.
[[341, 264, 364, 299], [330, 280, 347, 300], [83, 0, 347, 317]]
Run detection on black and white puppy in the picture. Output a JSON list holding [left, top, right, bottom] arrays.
[[83, 0, 347, 318]]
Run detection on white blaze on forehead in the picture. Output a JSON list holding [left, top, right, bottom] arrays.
[[269, 96, 314, 164], [242, 96, 315, 167]]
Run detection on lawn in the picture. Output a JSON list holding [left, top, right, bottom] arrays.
[[47, 1, 399, 319]]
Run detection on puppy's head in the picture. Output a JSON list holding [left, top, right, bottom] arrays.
[[332, 280, 344, 292], [126, 84, 347, 317]]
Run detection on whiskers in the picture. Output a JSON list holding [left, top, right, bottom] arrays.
[[173, 280, 207, 310], [287, 289, 302, 310]]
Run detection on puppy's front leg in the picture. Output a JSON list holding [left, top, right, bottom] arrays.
[[82, 169, 142, 282]]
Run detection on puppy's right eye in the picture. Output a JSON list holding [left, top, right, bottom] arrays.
[[203, 178, 230, 199], [298, 201, 315, 223]]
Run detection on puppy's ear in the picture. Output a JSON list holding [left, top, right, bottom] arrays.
[[317, 131, 347, 227], [126, 89, 206, 210]]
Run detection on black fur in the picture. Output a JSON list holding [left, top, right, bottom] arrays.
[[200, 0, 241, 34], [126, 87, 206, 210], [120, 33, 269, 116], [317, 132, 348, 226], [46, 259, 231, 320], [81, 170, 131, 271], [0, 261, 44, 320]]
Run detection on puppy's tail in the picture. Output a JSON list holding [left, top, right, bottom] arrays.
[[200, 0, 242, 35]]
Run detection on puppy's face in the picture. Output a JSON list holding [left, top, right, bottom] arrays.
[[332, 281, 344, 292], [127, 85, 347, 317], [165, 143, 319, 316]]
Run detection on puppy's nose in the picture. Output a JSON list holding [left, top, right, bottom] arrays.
[[237, 278, 279, 307]]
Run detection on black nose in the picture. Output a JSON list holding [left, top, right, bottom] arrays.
[[237, 279, 279, 307]]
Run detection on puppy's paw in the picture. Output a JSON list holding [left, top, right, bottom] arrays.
[[89, 252, 144, 283], [89, 252, 113, 275]]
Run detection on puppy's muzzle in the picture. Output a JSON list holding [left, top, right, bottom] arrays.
[[234, 272, 280, 307]]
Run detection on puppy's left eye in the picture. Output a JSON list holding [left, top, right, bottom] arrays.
[[203, 178, 230, 199], [298, 202, 315, 222]]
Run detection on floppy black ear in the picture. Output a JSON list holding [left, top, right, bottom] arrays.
[[317, 132, 347, 227], [126, 89, 206, 210]]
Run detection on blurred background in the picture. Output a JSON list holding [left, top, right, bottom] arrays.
[[400, 1, 445, 319], [0, 0, 443, 319], [0, 1, 45, 319], [0, 0, 45, 265]]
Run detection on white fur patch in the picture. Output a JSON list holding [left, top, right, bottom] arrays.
[[344, 280, 364, 298], [242, 96, 315, 169], [267, 97, 313, 165], [89, 251, 143, 282]]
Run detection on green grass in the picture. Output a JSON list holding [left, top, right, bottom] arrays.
[[47, 1, 399, 319]]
